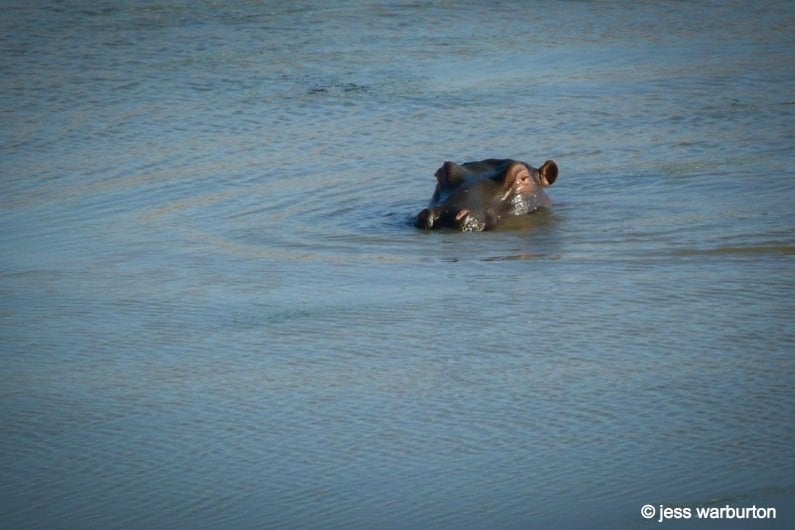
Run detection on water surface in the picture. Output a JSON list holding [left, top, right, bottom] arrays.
[[2, 1, 794, 528]]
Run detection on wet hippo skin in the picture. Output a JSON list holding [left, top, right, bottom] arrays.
[[416, 158, 558, 231]]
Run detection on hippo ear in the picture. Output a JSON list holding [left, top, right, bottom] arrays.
[[434, 161, 467, 189], [538, 160, 558, 187]]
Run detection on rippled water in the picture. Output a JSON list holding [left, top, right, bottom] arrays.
[[2, 1, 794, 528]]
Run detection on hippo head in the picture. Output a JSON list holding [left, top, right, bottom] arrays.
[[417, 158, 558, 231]]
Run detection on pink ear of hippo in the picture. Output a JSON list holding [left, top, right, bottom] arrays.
[[539, 160, 558, 187]]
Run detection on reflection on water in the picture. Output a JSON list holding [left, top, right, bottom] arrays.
[[1, 1, 794, 529], [671, 245, 795, 257]]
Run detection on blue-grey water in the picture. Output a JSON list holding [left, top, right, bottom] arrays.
[[2, 1, 794, 528]]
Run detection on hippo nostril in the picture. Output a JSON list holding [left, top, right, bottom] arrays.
[[455, 209, 471, 221], [455, 209, 486, 231], [416, 208, 435, 229]]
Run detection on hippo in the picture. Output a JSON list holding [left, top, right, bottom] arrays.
[[416, 158, 559, 231]]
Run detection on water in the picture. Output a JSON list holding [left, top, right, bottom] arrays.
[[2, 1, 794, 528]]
